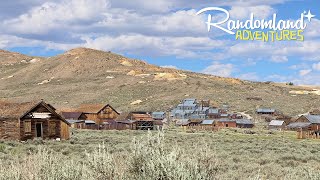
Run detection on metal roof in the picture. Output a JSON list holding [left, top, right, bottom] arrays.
[[85, 120, 96, 124], [236, 119, 253, 125], [152, 112, 165, 115], [304, 115, 320, 124], [66, 119, 84, 124], [218, 119, 236, 123], [201, 120, 215, 125], [269, 120, 284, 126], [287, 122, 311, 128], [257, 108, 275, 113], [177, 104, 197, 107], [208, 108, 219, 114]]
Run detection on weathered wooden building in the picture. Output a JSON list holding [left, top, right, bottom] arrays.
[[77, 104, 120, 125], [0, 101, 70, 141], [294, 115, 320, 131], [216, 119, 237, 128], [236, 119, 254, 128], [256, 108, 276, 115], [268, 120, 285, 130]]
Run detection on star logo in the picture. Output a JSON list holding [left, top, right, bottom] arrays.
[[304, 10, 315, 22]]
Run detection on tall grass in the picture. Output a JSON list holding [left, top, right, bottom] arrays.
[[0, 131, 218, 180], [0, 129, 320, 179]]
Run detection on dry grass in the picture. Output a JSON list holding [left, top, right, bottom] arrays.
[[1, 48, 320, 115], [0, 128, 320, 179]]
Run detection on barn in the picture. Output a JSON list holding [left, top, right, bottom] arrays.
[[294, 115, 320, 131], [0, 100, 70, 141], [77, 104, 120, 127]]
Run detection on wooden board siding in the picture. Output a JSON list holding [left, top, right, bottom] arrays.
[[0, 119, 20, 140], [60, 121, 70, 140], [98, 106, 119, 120], [80, 106, 119, 125], [20, 119, 63, 140], [216, 121, 237, 128]]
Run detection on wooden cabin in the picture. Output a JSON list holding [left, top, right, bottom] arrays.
[[77, 104, 120, 125], [295, 115, 320, 131], [216, 119, 236, 128], [0, 101, 70, 141], [268, 120, 285, 130], [128, 112, 153, 121], [236, 119, 254, 128], [256, 108, 276, 115]]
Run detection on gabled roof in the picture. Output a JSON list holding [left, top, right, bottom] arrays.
[[303, 115, 320, 124], [236, 119, 254, 125], [0, 100, 70, 126], [0, 101, 39, 119], [269, 120, 284, 126], [287, 122, 311, 129], [77, 104, 120, 115]]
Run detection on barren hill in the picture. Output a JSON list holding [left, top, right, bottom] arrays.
[[0, 47, 319, 115]]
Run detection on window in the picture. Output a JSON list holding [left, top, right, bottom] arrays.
[[49, 121, 56, 136], [226, 124, 229, 127], [24, 121, 31, 133]]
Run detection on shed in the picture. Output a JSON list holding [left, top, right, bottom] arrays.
[[0, 100, 70, 141], [66, 119, 85, 129], [268, 120, 285, 130], [216, 119, 236, 128], [201, 120, 215, 125], [236, 119, 254, 128], [84, 120, 98, 129], [257, 108, 276, 115], [295, 115, 320, 131], [287, 122, 312, 130], [152, 112, 166, 120]]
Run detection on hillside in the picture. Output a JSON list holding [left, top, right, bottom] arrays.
[[0, 47, 319, 115]]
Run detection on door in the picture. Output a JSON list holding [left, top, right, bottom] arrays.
[[36, 123, 43, 138]]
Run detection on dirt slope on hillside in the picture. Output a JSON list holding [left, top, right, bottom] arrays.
[[0, 48, 319, 115]]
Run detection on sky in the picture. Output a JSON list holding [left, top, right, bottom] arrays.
[[1, 0, 320, 85]]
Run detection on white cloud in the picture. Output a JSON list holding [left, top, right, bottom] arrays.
[[237, 72, 259, 81], [229, 5, 274, 19], [299, 69, 312, 76], [202, 62, 234, 77], [305, 19, 320, 38], [312, 62, 320, 71], [271, 55, 288, 63], [3, 0, 110, 35], [84, 34, 226, 58]]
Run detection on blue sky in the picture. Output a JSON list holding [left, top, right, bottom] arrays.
[[1, 0, 320, 85]]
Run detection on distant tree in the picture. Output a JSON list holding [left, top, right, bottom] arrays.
[[287, 82, 294, 86]]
